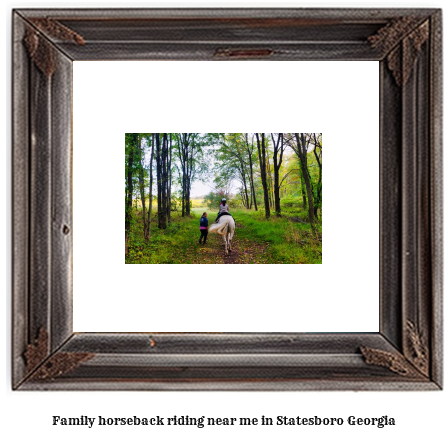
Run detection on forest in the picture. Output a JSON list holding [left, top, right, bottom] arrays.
[[125, 133, 322, 264]]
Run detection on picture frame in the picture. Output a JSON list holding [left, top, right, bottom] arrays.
[[12, 8, 442, 390]]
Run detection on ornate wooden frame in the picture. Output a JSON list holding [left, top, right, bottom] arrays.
[[12, 8, 442, 390]]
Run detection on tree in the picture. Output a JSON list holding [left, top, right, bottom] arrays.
[[155, 133, 170, 229], [215, 134, 253, 209], [125, 133, 139, 243], [271, 133, 284, 216], [286, 133, 315, 223], [174, 133, 212, 217], [311, 133, 322, 218], [136, 134, 147, 238], [145, 134, 155, 239], [167, 134, 173, 223], [255, 133, 271, 218], [244, 134, 258, 211], [175, 133, 197, 217]]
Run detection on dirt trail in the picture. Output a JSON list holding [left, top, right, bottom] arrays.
[[223, 238, 240, 264], [222, 223, 245, 264], [202, 222, 270, 264]]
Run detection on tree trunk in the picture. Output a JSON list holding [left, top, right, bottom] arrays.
[[137, 135, 146, 237], [155, 134, 167, 229], [125, 133, 137, 239], [155, 134, 162, 226], [179, 133, 188, 218], [255, 133, 270, 218], [176, 133, 199, 218], [300, 170, 307, 209], [240, 192, 247, 208], [145, 134, 155, 239], [181, 173, 186, 217], [242, 170, 250, 209], [248, 184, 253, 209], [185, 176, 191, 216], [161, 134, 168, 229], [294, 133, 315, 223], [248, 151, 257, 211], [271, 133, 283, 216], [273, 173, 281, 215], [313, 134, 322, 218], [167, 134, 172, 223], [266, 152, 274, 210]]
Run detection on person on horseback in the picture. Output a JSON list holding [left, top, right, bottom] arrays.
[[215, 198, 231, 223]]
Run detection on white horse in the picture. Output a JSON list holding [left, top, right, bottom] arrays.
[[209, 215, 235, 256]]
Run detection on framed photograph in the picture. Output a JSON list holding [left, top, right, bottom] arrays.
[[12, 8, 442, 390]]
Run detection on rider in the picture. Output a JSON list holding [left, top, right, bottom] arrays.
[[215, 198, 231, 223]]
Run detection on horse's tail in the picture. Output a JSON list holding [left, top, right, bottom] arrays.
[[209, 222, 219, 234], [229, 218, 235, 240], [209, 216, 234, 237]]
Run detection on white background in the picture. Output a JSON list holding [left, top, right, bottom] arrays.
[[73, 60, 379, 332], [3, 1, 447, 438]]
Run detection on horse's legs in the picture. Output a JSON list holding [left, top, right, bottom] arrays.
[[227, 233, 232, 252], [222, 234, 228, 255]]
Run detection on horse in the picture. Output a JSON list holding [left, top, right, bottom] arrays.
[[209, 215, 235, 256]]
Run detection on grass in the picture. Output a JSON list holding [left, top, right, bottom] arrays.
[[125, 205, 322, 264], [228, 208, 322, 264]]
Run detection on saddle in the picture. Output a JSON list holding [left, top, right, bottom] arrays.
[[215, 212, 234, 224]]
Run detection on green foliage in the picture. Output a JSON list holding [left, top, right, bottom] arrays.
[[170, 193, 182, 212], [126, 133, 322, 242], [204, 190, 229, 209], [280, 194, 303, 208]]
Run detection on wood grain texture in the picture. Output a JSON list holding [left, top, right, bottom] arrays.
[[29, 56, 52, 346], [50, 49, 73, 351], [12, 7, 442, 391], [63, 332, 394, 355], [429, 9, 443, 388], [12, 13, 30, 388], [20, 380, 441, 391], [379, 59, 402, 350], [15, 8, 437, 21]]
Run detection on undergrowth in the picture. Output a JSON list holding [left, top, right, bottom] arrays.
[[125, 206, 322, 264]]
